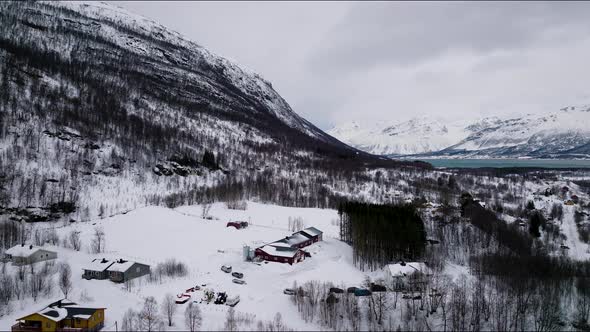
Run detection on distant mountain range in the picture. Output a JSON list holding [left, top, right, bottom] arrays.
[[328, 105, 590, 159]]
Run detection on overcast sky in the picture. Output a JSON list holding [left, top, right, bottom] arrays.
[[117, 1, 590, 130]]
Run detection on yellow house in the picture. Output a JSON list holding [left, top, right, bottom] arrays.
[[12, 299, 105, 332]]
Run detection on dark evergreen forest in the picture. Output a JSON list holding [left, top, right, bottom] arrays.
[[338, 202, 426, 271]]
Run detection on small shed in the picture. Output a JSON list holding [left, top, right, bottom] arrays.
[[106, 259, 150, 283], [3, 244, 57, 266]]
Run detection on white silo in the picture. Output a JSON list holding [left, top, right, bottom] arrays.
[[243, 245, 251, 261]]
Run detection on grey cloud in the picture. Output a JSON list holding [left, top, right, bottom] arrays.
[[306, 2, 590, 76], [117, 2, 590, 130]]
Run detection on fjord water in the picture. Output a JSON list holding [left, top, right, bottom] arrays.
[[420, 158, 590, 169]]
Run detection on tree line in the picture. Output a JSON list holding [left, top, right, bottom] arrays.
[[338, 202, 426, 271]]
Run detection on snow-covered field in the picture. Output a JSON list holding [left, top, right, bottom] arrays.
[[0, 202, 378, 331]]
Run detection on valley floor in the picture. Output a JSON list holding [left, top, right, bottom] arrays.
[[0, 202, 383, 331]]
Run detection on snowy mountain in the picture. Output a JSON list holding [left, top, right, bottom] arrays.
[[328, 116, 473, 156], [440, 106, 590, 158], [328, 106, 590, 158], [0, 1, 427, 222]]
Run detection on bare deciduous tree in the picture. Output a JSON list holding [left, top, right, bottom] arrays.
[[139, 296, 161, 332], [68, 231, 81, 251], [121, 308, 139, 331], [185, 302, 202, 332], [58, 263, 72, 298], [201, 202, 212, 219], [162, 293, 177, 327], [90, 227, 105, 254], [224, 307, 238, 332]]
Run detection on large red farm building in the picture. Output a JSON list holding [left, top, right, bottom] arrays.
[[254, 227, 323, 265]]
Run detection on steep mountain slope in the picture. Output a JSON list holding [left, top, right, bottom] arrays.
[[329, 106, 590, 158], [0, 1, 428, 222]]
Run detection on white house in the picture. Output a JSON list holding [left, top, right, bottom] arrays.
[[3, 244, 57, 266]]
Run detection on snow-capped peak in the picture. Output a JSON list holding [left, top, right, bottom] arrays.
[[328, 106, 590, 158]]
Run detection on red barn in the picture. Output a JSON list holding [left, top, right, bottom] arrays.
[[227, 222, 242, 229], [254, 245, 305, 265]]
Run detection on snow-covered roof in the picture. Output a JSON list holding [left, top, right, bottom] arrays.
[[300, 227, 322, 238], [39, 306, 68, 322], [277, 233, 310, 247], [267, 241, 292, 249], [106, 259, 136, 272], [387, 262, 432, 278], [4, 244, 51, 257], [18, 299, 105, 322], [82, 258, 114, 272], [258, 245, 300, 258]]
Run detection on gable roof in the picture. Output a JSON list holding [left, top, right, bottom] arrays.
[[39, 307, 68, 322], [300, 227, 322, 238], [17, 299, 105, 322], [82, 258, 114, 272], [257, 245, 301, 258], [5, 244, 53, 257], [106, 259, 136, 273], [275, 232, 310, 247]]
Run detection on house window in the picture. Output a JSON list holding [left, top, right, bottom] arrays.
[[136, 266, 140, 273], [46, 322, 50, 328]]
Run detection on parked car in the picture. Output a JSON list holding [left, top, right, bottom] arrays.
[[347, 287, 358, 294], [329, 287, 344, 294], [283, 288, 296, 295], [232, 278, 246, 285], [231, 272, 244, 279], [221, 265, 232, 273], [226, 295, 240, 307], [353, 288, 372, 297], [175, 293, 191, 304], [370, 283, 387, 292]]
